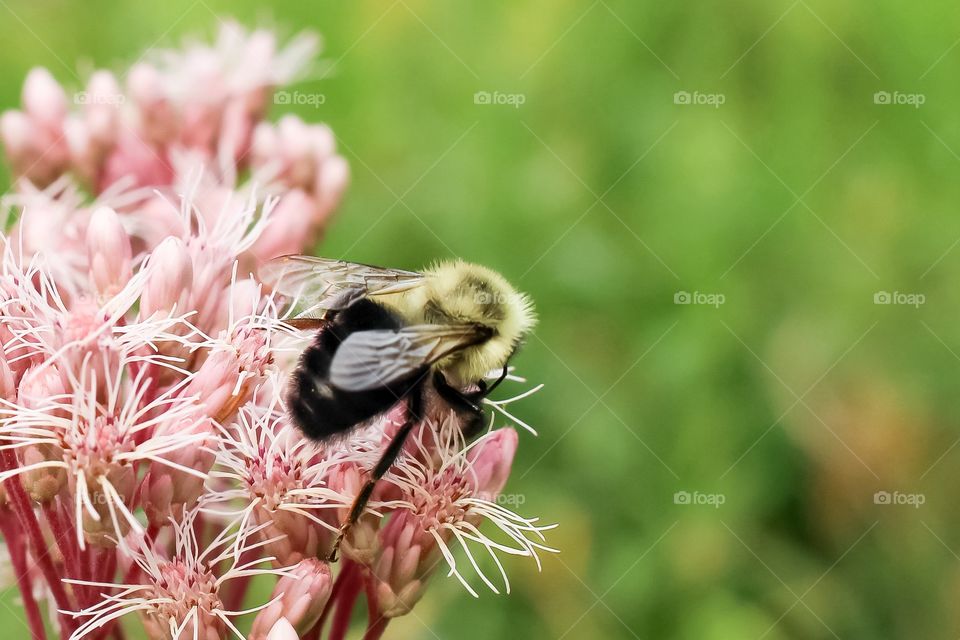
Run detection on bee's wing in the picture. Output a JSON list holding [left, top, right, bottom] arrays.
[[330, 324, 490, 392], [258, 255, 424, 315]]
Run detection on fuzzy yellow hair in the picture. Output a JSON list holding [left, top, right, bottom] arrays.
[[390, 259, 536, 386]]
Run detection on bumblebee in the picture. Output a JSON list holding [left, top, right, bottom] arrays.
[[259, 255, 536, 558]]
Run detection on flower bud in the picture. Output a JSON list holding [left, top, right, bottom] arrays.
[[186, 243, 232, 333], [240, 30, 277, 94], [251, 122, 279, 161], [468, 427, 518, 498], [373, 510, 434, 617], [315, 155, 349, 216], [140, 237, 193, 317], [126, 63, 163, 105], [21, 443, 66, 503], [0, 110, 32, 162], [143, 417, 215, 528], [127, 63, 177, 145], [87, 206, 133, 297], [16, 365, 68, 511], [0, 354, 17, 402], [185, 349, 242, 422], [220, 100, 255, 162], [265, 618, 299, 640], [97, 132, 173, 192], [0, 108, 69, 185], [252, 506, 323, 567], [250, 559, 331, 638], [126, 196, 187, 254], [248, 190, 317, 263], [79, 464, 137, 547], [17, 363, 66, 411], [327, 459, 384, 566], [83, 70, 122, 146], [64, 115, 95, 181], [22, 67, 67, 128]]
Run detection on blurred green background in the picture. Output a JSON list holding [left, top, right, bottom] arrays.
[[4, 1, 960, 638]]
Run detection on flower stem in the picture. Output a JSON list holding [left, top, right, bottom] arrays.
[[98, 547, 117, 584], [224, 569, 252, 612], [363, 578, 389, 640], [43, 501, 86, 604], [363, 617, 390, 640], [0, 449, 76, 632], [306, 559, 354, 639], [329, 562, 362, 640], [0, 512, 47, 639]]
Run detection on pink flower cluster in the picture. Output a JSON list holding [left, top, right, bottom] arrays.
[[0, 21, 552, 640]]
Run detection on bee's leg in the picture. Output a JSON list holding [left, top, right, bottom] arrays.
[[479, 365, 510, 398], [433, 371, 486, 438], [283, 317, 332, 331], [328, 384, 424, 562]]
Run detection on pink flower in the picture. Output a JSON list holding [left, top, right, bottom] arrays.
[[370, 419, 555, 616], [139, 236, 193, 317], [66, 508, 289, 639], [66, 71, 123, 184], [207, 404, 352, 565], [86, 206, 133, 298], [0, 68, 71, 186], [250, 558, 332, 637], [251, 116, 336, 192], [126, 63, 177, 145], [23, 67, 69, 129], [142, 416, 216, 527], [96, 131, 174, 192], [248, 189, 321, 264], [0, 18, 552, 640], [249, 115, 349, 258]]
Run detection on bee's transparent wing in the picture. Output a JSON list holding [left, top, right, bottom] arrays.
[[330, 324, 489, 392], [258, 255, 424, 316]]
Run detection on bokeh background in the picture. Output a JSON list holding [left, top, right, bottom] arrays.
[[3, 1, 960, 638]]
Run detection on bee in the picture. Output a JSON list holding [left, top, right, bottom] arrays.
[[259, 255, 536, 559]]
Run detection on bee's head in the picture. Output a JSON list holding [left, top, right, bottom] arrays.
[[422, 261, 533, 333], [411, 260, 535, 385]]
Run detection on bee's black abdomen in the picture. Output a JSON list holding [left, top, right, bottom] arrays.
[[287, 299, 425, 441]]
